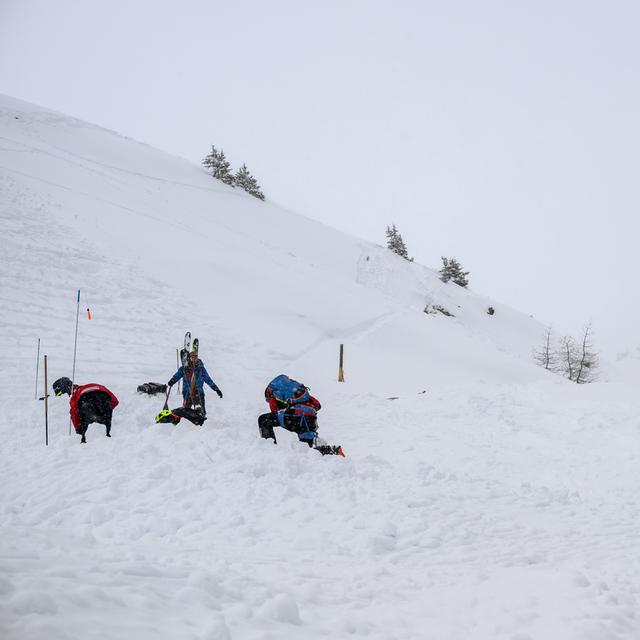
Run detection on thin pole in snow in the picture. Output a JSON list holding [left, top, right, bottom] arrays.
[[69, 289, 80, 435], [176, 348, 181, 394], [35, 338, 41, 400], [163, 384, 171, 411], [44, 354, 49, 446], [338, 343, 345, 382]]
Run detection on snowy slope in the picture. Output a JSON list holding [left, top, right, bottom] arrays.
[[1, 94, 640, 640], [0, 94, 546, 395]]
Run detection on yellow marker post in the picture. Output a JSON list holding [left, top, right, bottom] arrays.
[[338, 343, 345, 382]]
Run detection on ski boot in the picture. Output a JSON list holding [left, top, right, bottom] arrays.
[[314, 444, 345, 457]]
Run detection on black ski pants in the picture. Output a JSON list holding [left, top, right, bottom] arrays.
[[184, 391, 206, 415], [77, 391, 113, 439], [258, 412, 318, 447]]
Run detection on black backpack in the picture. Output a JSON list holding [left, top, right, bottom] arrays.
[[155, 406, 206, 426], [137, 382, 167, 395]]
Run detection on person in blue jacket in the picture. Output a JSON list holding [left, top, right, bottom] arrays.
[[167, 350, 222, 416]]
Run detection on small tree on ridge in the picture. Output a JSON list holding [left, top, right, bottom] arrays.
[[439, 257, 469, 287], [533, 326, 558, 371], [386, 224, 411, 260], [574, 324, 598, 384], [202, 145, 235, 186], [234, 163, 265, 200]]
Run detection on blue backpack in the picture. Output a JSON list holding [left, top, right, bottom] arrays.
[[266, 374, 309, 405]]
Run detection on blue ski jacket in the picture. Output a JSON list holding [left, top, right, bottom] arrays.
[[168, 360, 221, 402]]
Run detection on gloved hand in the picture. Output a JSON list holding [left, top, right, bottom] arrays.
[[216, 388, 223, 399], [166, 381, 173, 388]]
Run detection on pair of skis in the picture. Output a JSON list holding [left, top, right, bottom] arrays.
[[181, 332, 204, 415], [157, 331, 203, 424], [177, 331, 199, 394], [181, 331, 198, 367], [175, 332, 198, 394]]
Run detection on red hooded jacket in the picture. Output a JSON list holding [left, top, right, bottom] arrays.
[[69, 383, 119, 429]]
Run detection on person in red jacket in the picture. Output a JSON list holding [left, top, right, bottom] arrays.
[[53, 377, 119, 444]]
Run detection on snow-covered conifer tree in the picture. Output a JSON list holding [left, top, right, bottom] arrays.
[[202, 145, 235, 186], [385, 224, 411, 260], [439, 257, 469, 287], [234, 163, 265, 200]]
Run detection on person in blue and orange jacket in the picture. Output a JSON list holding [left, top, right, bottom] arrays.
[[167, 350, 222, 417], [258, 374, 344, 456]]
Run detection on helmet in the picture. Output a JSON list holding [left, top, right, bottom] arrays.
[[53, 377, 73, 396], [155, 409, 180, 424]]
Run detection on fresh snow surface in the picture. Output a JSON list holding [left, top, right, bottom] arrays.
[[1, 94, 640, 640]]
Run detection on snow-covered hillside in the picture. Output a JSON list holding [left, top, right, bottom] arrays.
[[1, 94, 639, 640]]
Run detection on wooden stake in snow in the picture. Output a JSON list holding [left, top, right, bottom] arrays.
[[338, 343, 345, 382], [44, 354, 49, 446]]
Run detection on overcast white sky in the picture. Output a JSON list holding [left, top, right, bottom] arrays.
[[1, 0, 638, 354]]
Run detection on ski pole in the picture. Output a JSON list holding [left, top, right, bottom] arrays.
[[176, 348, 181, 394], [69, 289, 80, 435], [44, 354, 49, 446], [35, 338, 41, 400], [163, 385, 171, 411]]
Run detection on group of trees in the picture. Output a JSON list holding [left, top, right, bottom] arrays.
[[534, 324, 599, 383], [385, 227, 598, 384], [385, 224, 469, 287], [202, 145, 265, 200]]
